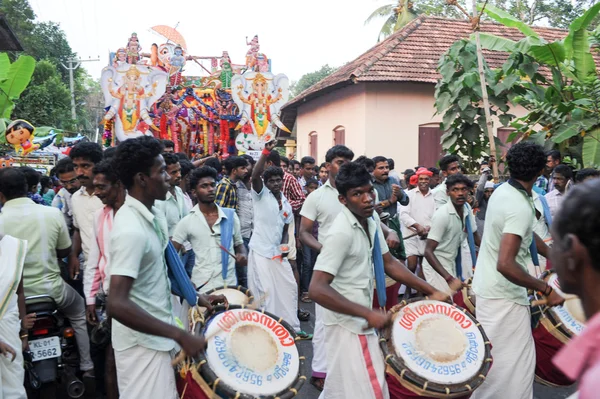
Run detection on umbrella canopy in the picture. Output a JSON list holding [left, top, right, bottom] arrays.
[[150, 25, 187, 51]]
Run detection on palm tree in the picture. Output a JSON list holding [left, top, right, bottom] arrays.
[[365, 0, 417, 42]]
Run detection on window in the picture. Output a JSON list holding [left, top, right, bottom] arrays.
[[418, 124, 444, 167], [309, 131, 318, 160], [333, 126, 345, 146]]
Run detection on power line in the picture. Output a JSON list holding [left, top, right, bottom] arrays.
[[61, 57, 99, 120]]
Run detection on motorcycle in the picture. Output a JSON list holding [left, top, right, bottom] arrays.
[[24, 295, 85, 398]]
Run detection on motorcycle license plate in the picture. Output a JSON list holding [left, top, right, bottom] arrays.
[[29, 336, 61, 362]]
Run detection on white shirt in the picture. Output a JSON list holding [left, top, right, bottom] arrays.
[[431, 179, 449, 210], [109, 195, 175, 352], [544, 188, 564, 220], [313, 208, 388, 335], [172, 205, 243, 293], [532, 191, 551, 242], [249, 186, 293, 259], [51, 187, 74, 228], [399, 188, 435, 237], [155, 186, 189, 237], [299, 179, 342, 243], [71, 187, 103, 263]]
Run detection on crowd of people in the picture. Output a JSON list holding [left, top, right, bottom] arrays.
[[1, 136, 600, 399]]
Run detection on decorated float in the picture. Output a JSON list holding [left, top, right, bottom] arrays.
[[100, 28, 290, 158]]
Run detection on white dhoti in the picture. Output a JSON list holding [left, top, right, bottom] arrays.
[[0, 310, 26, 399], [319, 325, 389, 399], [312, 304, 327, 378], [470, 296, 535, 399], [114, 345, 177, 399], [421, 262, 453, 296], [247, 250, 300, 332], [404, 236, 426, 258]]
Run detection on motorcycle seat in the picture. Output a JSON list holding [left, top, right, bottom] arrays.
[[26, 298, 57, 314]]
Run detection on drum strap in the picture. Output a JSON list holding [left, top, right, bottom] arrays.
[[455, 205, 477, 281], [165, 241, 198, 307], [538, 194, 553, 227], [372, 219, 387, 309], [220, 207, 235, 280]]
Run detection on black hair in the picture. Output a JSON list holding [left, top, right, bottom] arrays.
[[306, 178, 319, 186], [70, 142, 103, 164], [445, 173, 473, 189], [204, 157, 221, 173], [113, 136, 164, 189], [0, 168, 28, 200], [241, 154, 255, 166], [19, 167, 41, 190], [93, 160, 119, 184], [189, 166, 217, 189], [387, 158, 395, 170], [300, 156, 315, 167], [554, 164, 573, 180], [554, 179, 600, 270], [371, 156, 388, 166], [55, 158, 75, 177], [336, 162, 372, 196], [263, 166, 284, 182], [40, 175, 52, 188], [325, 145, 354, 163], [280, 157, 290, 167], [223, 156, 248, 175], [267, 150, 281, 167], [575, 168, 600, 183], [290, 160, 300, 168], [175, 152, 189, 161], [506, 142, 546, 182], [179, 160, 194, 178], [355, 155, 375, 170], [439, 154, 460, 172], [319, 162, 328, 169], [162, 152, 180, 166], [428, 167, 440, 176], [162, 139, 175, 149], [546, 149, 561, 162], [103, 147, 117, 160]]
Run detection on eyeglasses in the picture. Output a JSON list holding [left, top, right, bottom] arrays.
[[60, 178, 78, 186]]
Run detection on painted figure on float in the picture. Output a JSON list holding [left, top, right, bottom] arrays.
[[100, 64, 168, 142], [232, 71, 290, 151], [126, 33, 141, 64]]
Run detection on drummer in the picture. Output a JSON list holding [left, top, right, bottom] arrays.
[[171, 166, 247, 293], [552, 178, 600, 397], [471, 142, 564, 399], [422, 174, 480, 296], [309, 162, 449, 399]]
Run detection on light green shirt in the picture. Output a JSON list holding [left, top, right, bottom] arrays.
[[423, 202, 477, 277], [313, 207, 388, 335], [172, 205, 243, 293], [155, 186, 188, 237], [109, 195, 175, 352], [0, 198, 71, 302], [472, 182, 535, 305], [432, 179, 449, 210], [299, 179, 342, 243]]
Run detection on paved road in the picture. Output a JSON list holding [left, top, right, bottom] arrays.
[[295, 301, 576, 399]]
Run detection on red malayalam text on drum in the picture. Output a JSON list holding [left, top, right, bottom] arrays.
[[398, 303, 473, 331], [216, 310, 295, 347]]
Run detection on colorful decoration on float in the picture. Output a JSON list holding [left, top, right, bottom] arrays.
[[5, 119, 39, 156]]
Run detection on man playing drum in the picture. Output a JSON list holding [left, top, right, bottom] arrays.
[[309, 162, 449, 399], [471, 142, 564, 399], [551, 178, 600, 398], [423, 174, 480, 296]]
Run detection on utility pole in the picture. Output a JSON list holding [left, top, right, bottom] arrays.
[[61, 57, 99, 120]]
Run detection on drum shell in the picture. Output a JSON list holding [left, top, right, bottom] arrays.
[[460, 279, 476, 317], [380, 298, 492, 398], [532, 322, 575, 387]]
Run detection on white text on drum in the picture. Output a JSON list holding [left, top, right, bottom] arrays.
[[398, 303, 473, 331], [216, 310, 295, 347]]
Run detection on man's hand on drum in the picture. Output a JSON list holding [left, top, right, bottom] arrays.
[[197, 294, 228, 312], [448, 277, 465, 293], [428, 290, 452, 303], [365, 310, 393, 330], [176, 331, 206, 358], [546, 288, 565, 307]]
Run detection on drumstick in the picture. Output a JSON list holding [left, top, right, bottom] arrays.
[[403, 232, 419, 240], [219, 244, 237, 260], [531, 297, 578, 307], [171, 293, 269, 367]]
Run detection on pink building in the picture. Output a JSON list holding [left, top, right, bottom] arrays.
[[281, 16, 565, 170]]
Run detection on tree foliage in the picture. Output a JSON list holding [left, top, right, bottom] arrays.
[[0, 53, 36, 119], [290, 65, 338, 97]]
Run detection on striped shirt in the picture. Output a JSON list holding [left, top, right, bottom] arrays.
[[215, 177, 238, 210], [283, 172, 305, 216], [84, 206, 114, 305]]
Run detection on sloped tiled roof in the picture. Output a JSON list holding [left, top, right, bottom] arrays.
[[283, 15, 567, 110], [0, 14, 23, 51]]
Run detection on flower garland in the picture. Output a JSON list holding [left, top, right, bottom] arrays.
[[103, 119, 114, 147]]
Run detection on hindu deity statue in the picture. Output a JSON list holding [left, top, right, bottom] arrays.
[[245, 35, 260, 71], [170, 46, 186, 72], [126, 33, 141, 64], [112, 48, 127, 68], [256, 53, 270, 73], [235, 73, 282, 138]]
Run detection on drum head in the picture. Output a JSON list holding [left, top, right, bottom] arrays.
[[204, 285, 254, 306], [542, 272, 586, 339], [199, 306, 305, 398], [381, 299, 492, 398]]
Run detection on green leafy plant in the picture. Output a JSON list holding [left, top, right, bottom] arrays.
[[0, 53, 36, 119]]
